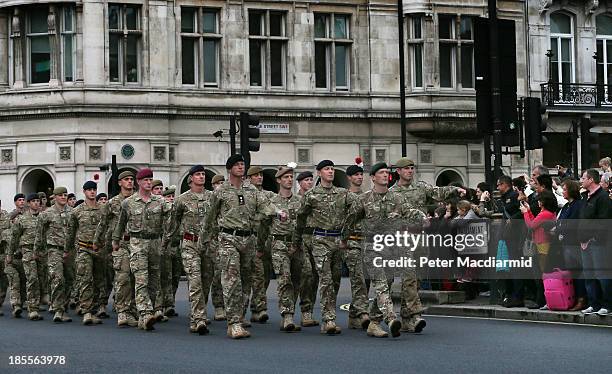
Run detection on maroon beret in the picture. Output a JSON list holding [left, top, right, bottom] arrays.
[[136, 168, 153, 180]]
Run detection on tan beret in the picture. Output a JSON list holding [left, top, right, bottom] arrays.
[[163, 187, 176, 196], [275, 167, 293, 178], [118, 170, 135, 180], [247, 166, 263, 176], [53, 187, 68, 195], [211, 174, 225, 184], [152, 179, 163, 188], [394, 158, 415, 168]]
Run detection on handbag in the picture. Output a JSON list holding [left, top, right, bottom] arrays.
[[496, 239, 510, 272], [522, 237, 535, 257]]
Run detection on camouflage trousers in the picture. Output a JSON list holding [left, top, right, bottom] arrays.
[[128, 237, 161, 317], [38, 252, 50, 304], [111, 243, 136, 315], [4, 256, 26, 308], [209, 244, 224, 309], [169, 245, 182, 308], [311, 236, 344, 323], [76, 248, 105, 314], [343, 241, 370, 318], [100, 248, 114, 308], [155, 246, 173, 312], [250, 249, 271, 314], [271, 239, 303, 316], [47, 246, 72, 313], [0, 251, 7, 306], [217, 232, 254, 325], [298, 234, 317, 314], [400, 270, 425, 318], [181, 239, 215, 326], [22, 248, 45, 312], [367, 270, 397, 324]]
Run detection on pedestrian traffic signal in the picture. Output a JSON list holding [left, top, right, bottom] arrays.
[[580, 117, 600, 169], [523, 97, 548, 150], [239, 112, 260, 168]]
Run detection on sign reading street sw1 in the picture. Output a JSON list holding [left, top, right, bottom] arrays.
[[257, 123, 289, 134]]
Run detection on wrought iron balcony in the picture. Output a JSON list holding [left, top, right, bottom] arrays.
[[541, 82, 612, 108]]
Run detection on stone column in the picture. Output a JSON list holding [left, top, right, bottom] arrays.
[[0, 10, 9, 88], [48, 5, 60, 87], [75, 3, 84, 83], [82, 0, 105, 85], [11, 8, 24, 89]]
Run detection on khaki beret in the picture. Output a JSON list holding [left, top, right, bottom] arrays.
[[247, 166, 263, 176], [38, 192, 47, 199], [118, 171, 134, 180], [163, 187, 176, 196], [211, 174, 225, 184], [53, 187, 68, 195], [152, 179, 163, 188], [394, 158, 415, 168], [275, 167, 293, 178]]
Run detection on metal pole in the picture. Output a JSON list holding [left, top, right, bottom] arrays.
[[230, 116, 236, 155], [484, 134, 493, 186], [489, 0, 503, 179], [572, 120, 579, 180], [398, 0, 407, 157]]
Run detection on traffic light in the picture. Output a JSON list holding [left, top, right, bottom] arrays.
[[239, 112, 260, 168], [580, 118, 600, 169], [523, 97, 548, 150]]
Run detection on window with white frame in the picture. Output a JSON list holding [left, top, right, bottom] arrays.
[[408, 15, 424, 89], [596, 14, 612, 85], [314, 13, 352, 91], [248, 9, 287, 88], [180, 7, 221, 87], [108, 4, 141, 84], [438, 14, 474, 89], [550, 12, 574, 86], [61, 6, 76, 82]]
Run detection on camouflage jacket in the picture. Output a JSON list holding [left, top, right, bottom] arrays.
[[34, 204, 71, 251], [204, 181, 279, 238], [65, 202, 102, 253], [166, 190, 211, 244], [94, 193, 132, 248], [390, 181, 458, 214], [293, 184, 352, 246], [348, 190, 364, 234], [10, 210, 40, 255], [0, 209, 10, 252], [258, 193, 301, 249], [112, 193, 171, 242]]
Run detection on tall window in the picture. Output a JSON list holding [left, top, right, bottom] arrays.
[[181, 7, 221, 87], [438, 15, 474, 89], [408, 15, 424, 89], [27, 8, 51, 84], [108, 4, 141, 84], [248, 10, 287, 88], [550, 12, 574, 85], [314, 13, 352, 91], [61, 6, 76, 82]]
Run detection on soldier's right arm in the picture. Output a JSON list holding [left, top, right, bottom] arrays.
[[33, 212, 47, 252], [341, 196, 365, 241], [64, 210, 78, 253], [163, 198, 184, 246], [112, 200, 129, 243], [9, 218, 23, 256], [203, 191, 221, 242], [292, 192, 313, 247], [93, 202, 111, 247], [257, 213, 274, 251]]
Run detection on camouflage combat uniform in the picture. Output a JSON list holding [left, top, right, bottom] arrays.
[[293, 184, 351, 330], [34, 204, 72, 314], [113, 193, 170, 323], [11, 210, 43, 313], [204, 181, 279, 328], [165, 189, 214, 330], [65, 203, 104, 317], [297, 212, 318, 320], [94, 193, 137, 321], [0, 209, 11, 309], [259, 192, 303, 320], [4, 210, 26, 313]]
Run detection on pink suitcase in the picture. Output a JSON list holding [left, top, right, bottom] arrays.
[[542, 268, 575, 311]]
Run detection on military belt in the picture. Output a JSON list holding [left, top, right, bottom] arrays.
[[130, 232, 161, 240], [272, 234, 292, 242], [220, 228, 253, 237], [183, 232, 199, 242], [313, 228, 342, 237], [348, 235, 363, 241], [78, 241, 95, 249]]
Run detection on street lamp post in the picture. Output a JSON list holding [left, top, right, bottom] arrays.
[[398, 0, 407, 157]]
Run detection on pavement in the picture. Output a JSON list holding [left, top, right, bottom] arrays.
[[1, 280, 611, 373]]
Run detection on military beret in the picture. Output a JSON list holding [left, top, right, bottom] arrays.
[[296, 171, 313, 182], [188, 165, 205, 176], [96, 193, 108, 201], [346, 165, 364, 176], [67, 193, 75, 199], [118, 170, 134, 180], [83, 181, 97, 190], [53, 187, 68, 195], [226, 154, 245, 169], [136, 168, 153, 180], [275, 167, 293, 178], [26, 193, 40, 202], [394, 158, 415, 168], [247, 166, 263, 176], [370, 162, 388, 176], [211, 174, 225, 184], [152, 179, 163, 188], [316, 160, 334, 171], [14, 193, 25, 201], [38, 192, 47, 199], [163, 187, 176, 197], [74, 199, 84, 207]]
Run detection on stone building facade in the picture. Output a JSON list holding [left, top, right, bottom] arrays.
[[0, 0, 529, 205]]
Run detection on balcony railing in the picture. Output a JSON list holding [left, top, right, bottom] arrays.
[[541, 82, 612, 108]]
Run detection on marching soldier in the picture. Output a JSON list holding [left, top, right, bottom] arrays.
[[246, 166, 275, 323], [0, 199, 10, 316], [93, 193, 112, 318], [10, 193, 26, 220], [162, 186, 182, 317], [66, 181, 104, 326], [10, 193, 44, 320], [212, 175, 225, 190], [292, 160, 352, 334], [34, 187, 73, 323], [258, 166, 303, 332], [5, 197, 27, 318], [204, 155, 286, 339], [342, 162, 403, 338], [112, 169, 171, 331], [93, 171, 138, 327], [67, 193, 76, 208], [151, 179, 171, 322], [343, 164, 370, 329], [210, 175, 227, 321]]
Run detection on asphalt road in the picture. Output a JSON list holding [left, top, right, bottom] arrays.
[[1, 280, 611, 374]]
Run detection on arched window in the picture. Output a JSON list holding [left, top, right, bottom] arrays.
[[550, 12, 574, 85], [596, 14, 612, 90]]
